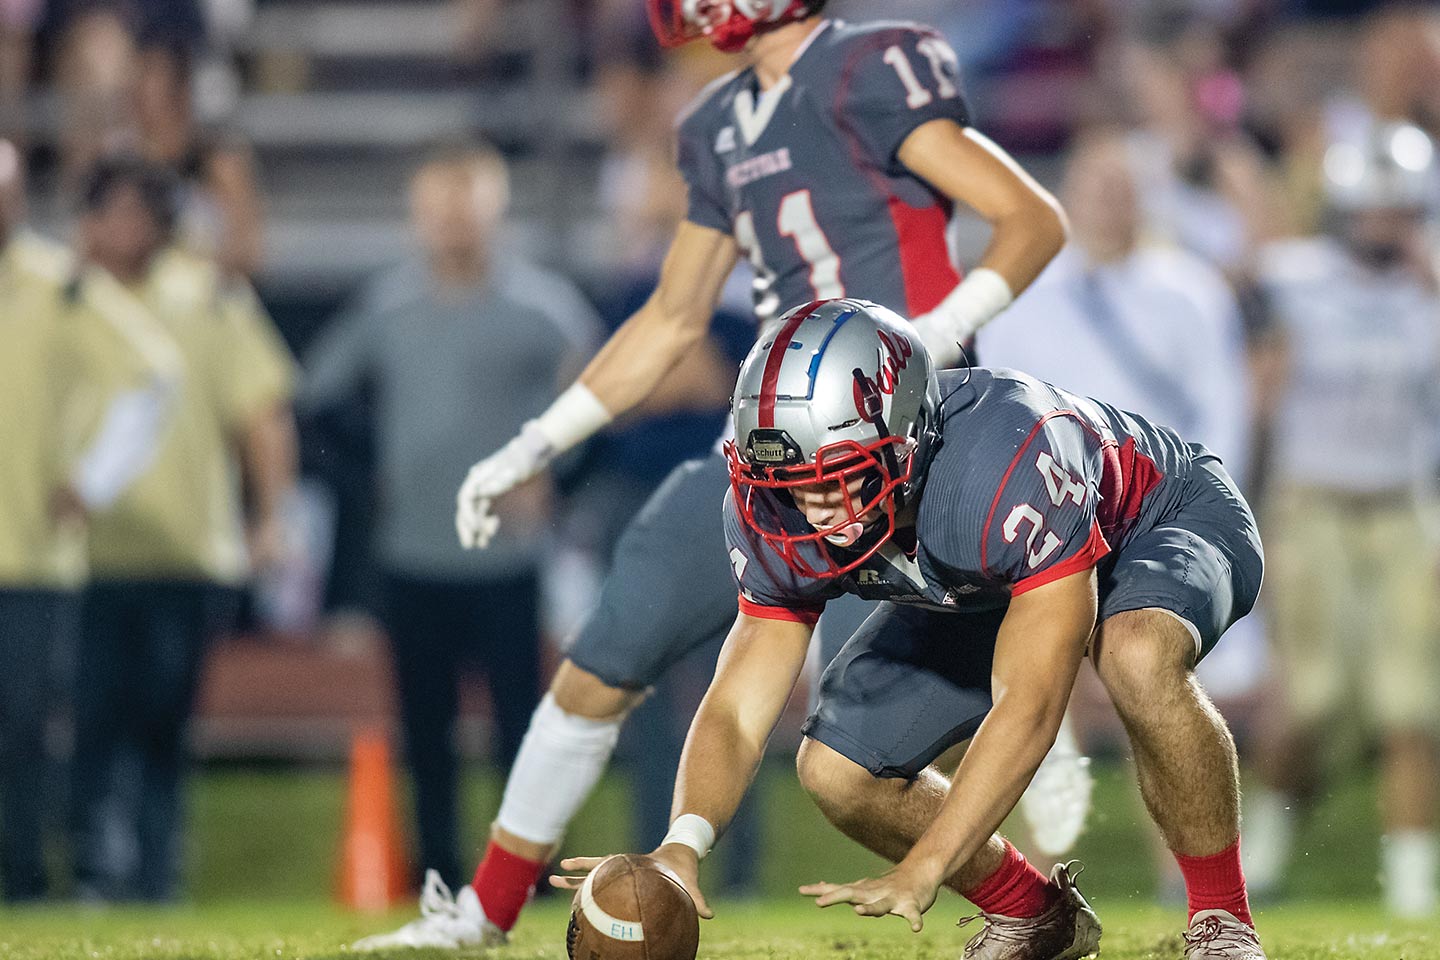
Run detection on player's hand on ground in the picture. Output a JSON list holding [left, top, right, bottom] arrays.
[[800, 863, 939, 933], [454, 424, 554, 548], [650, 842, 713, 919]]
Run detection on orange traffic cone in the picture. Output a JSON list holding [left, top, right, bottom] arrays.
[[337, 726, 410, 911]]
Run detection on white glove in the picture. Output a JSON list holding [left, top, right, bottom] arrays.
[[455, 383, 614, 549], [455, 423, 555, 549]]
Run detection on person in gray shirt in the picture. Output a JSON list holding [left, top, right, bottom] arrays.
[[299, 142, 596, 887]]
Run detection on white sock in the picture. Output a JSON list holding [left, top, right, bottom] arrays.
[[1241, 786, 1296, 895], [494, 694, 624, 846], [1381, 829, 1439, 918], [1020, 713, 1093, 856]]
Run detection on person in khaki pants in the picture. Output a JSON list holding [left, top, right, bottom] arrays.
[[0, 140, 179, 902], [66, 155, 298, 902], [1245, 122, 1440, 918]]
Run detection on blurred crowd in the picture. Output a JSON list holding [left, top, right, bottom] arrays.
[[0, 0, 1437, 920]]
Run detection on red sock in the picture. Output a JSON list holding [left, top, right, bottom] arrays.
[[1174, 837, 1253, 926], [964, 841, 1056, 918], [472, 840, 547, 932]]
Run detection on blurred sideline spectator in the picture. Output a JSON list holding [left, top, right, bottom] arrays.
[[69, 155, 297, 902], [453, 0, 502, 59], [592, 58, 688, 279], [133, 42, 264, 279], [0, 0, 41, 142], [1119, 12, 1286, 275], [0, 140, 179, 902], [54, 7, 138, 187], [36, 1, 265, 275], [298, 142, 597, 890], [1243, 121, 1440, 918]]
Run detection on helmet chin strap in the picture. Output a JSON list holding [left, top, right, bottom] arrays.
[[898, 400, 944, 509]]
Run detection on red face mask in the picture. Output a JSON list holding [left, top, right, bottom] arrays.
[[725, 435, 913, 579], [647, 0, 810, 54]]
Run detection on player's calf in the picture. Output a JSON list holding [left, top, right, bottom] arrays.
[[1092, 609, 1261, 948], [1093, 610, 1242, 850]]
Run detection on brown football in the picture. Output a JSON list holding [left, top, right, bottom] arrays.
[[566, 854, 700, 960]]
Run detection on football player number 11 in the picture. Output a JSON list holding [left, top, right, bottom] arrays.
[[733, 39, 958, 306]]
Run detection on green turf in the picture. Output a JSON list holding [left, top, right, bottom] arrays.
[[0, 760, 1410, 958], [0, 899, 1435, 959]]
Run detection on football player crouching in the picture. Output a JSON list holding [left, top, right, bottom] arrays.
[[555, 298, 1267, 960]]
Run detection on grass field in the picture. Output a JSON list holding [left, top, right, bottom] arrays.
[[1, 898, 1436, 959], [0, 760, 1428, 959]]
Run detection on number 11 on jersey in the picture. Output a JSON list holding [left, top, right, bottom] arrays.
[[735, 190, 845, 309]]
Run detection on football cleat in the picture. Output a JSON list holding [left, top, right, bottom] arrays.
[[1019, 717, 1094, 857], [351, 870, 507, 951], [959, 862, 1102, 960], [1183, 909, 1266, 959]]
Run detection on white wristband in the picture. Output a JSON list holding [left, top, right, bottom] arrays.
[[530, 382, 613, 455], [912, 267, 1014, 368], [662, 813, 716, 860]]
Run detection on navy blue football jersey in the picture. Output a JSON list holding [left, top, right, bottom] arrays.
[[677, 19, 969, 325], [725, 368, 1210, 622]]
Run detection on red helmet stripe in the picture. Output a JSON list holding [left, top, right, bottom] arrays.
[[757, 300, 824, 427]]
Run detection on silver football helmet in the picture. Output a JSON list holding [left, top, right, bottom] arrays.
[[724, 298, 942, 578]]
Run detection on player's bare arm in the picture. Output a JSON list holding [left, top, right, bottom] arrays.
[[898, 120, 1068, 364], [455, 221, 738, 548], [899, 120, 1067, 298], [802, 567, 1096, 929], [551, 611, 813, 918]]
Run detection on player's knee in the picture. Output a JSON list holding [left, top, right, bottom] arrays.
[[797, 737, 880, 824], [1092, 610, 1193, 711], [550, 660, 644, 721]]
